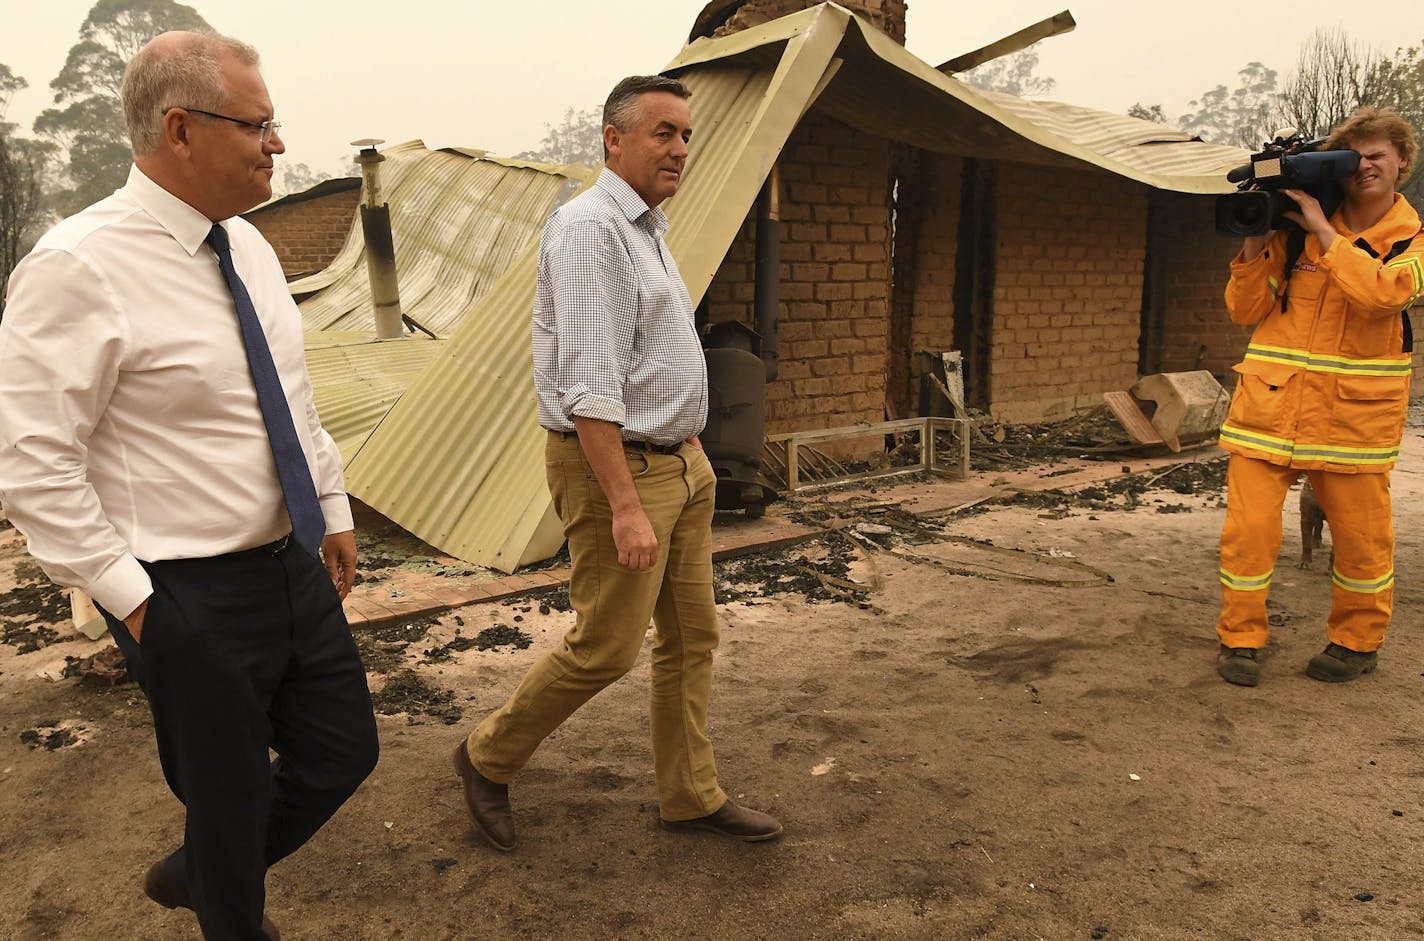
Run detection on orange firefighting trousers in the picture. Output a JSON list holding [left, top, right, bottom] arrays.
[[1216, 455, 1394, 652]]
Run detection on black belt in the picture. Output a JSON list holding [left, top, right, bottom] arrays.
[[222, 533, 292, 559], [624, 439, 684, 455], [550, 430, 683, 455]]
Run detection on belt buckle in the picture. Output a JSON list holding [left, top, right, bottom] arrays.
[[269, 533, 291, 554]]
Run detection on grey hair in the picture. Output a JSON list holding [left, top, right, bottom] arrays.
[[601, 75, 691, 159], [122, 31, 260, 157]]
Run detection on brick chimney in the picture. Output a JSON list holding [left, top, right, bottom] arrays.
[[695, 0, 908, 45]]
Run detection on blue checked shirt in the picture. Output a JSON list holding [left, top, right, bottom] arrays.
[[532, 168, 707, 445]]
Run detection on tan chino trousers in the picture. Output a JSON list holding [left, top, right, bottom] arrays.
[[466, 431, 727, 820]]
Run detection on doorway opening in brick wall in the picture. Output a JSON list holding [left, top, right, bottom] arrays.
[[952, 158, 996, 412]]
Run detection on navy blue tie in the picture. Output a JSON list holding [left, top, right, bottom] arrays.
[[206, 224, 326, 558]]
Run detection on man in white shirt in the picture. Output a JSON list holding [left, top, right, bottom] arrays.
[[451, 75, 782, 851], [0, 31, 377, 941]]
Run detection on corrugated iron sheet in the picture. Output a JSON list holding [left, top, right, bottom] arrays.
[[669, 3, 1248, 193], [303, 331, 444, 461], [342, 233, 566, 572], [293, 142, 588, 336], [339, 3, 1251, 573]]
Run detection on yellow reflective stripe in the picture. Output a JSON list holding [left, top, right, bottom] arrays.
[[1220, 566, 1272, 591], [1243, 344, 1411, 376], [1306, 357, 1411, 377], [1220, 424, 1295, 457], [1331, 567, 1395, 594], [1220, 427, 1399, 465], [1243, 343, 1308, 366], [1267, 275, 1281, 299], [1386, 256, 1424, 306], [1293, 442, 1399, 465]]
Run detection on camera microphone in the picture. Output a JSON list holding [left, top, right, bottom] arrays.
[[1226, 164, 1255, 184]]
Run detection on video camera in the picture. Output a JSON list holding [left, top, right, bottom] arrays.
[[1214, 130, 1360, 237]]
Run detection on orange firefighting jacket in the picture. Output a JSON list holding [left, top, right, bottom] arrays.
[[1221, 193, 1423, 473]]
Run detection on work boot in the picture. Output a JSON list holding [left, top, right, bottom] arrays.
[[1305, 643, 1378, 682], [1217, 645, 1260, 686]]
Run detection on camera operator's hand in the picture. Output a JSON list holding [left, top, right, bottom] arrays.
[[1281, 188, 1338, 253]]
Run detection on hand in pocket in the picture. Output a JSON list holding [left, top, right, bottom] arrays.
[[124, 597, 150, 644]]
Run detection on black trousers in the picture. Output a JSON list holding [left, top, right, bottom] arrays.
[[100, 541, 378, 941]]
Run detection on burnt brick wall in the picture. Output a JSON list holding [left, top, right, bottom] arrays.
[[710, 0, 907, 43], [702, 110, 892, 437], [245, 187, 360, 279], [987, 162, 1147, 423], [1156, 193, 1251, 382]]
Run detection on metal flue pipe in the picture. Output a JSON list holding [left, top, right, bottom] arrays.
[[754, 162, 781, 380], [352, 138, 404, 340]]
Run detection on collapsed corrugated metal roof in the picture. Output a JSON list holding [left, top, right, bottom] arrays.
[[294, 144, 586, 467], [336, 2, 1249, 573], [304, 330, 444, 461], [664, 3, 1247, 192], [294, 142, 589, 336], [939, 92, 1247, 184], [252, 176, 361, 213]]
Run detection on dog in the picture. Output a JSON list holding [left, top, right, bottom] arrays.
[[1298, 478, 1330, 569]]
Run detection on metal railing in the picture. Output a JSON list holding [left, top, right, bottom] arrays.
[[766, 416, 972, 494]]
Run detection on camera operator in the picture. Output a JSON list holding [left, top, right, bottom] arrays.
[[1215, 106, 1422, 687]]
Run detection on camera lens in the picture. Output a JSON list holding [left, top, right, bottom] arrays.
[[1215, 191, 1275, 237], [1235, 202, 1265, 227]]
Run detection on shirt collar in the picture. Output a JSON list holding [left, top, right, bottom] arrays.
[[596, 167, 669, 237], [124, 164, 226, 257]]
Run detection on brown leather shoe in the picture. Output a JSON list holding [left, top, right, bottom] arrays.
[[143, 858, 281, 940], [452, 739, 517, 851], [662, 800, 783, 842]]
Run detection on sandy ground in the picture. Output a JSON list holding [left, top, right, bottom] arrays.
[[3, 429, 1424, 940]]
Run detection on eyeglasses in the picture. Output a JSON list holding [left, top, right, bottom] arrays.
[[169, 107, 282, 144]]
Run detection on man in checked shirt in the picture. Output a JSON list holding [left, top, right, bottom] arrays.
[[451, 75, 783, 850]]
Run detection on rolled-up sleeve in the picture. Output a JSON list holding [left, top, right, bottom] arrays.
[[0, 249, 151, 618]]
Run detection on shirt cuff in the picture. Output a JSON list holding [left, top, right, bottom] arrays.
[[320, 493, 354, 536], [562, 386, 626, 427], [1316, 235, 1349, 271], [88, 553, 153, 622]]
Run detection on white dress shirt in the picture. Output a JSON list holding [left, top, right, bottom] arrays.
[[531, 168, 708, 444], [0, 165, 351, 619]]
